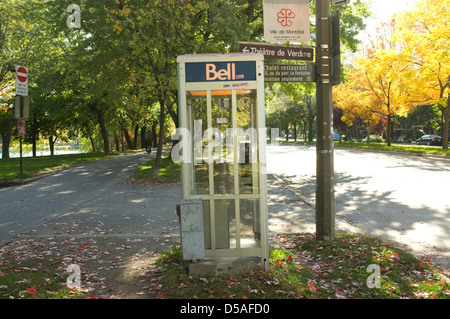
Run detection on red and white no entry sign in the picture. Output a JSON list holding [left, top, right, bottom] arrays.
[[16, 66, 28, 82], [17, 118, 26, 136], [15, 65, 28, 96]]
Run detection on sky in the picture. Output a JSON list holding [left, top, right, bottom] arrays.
[[357, 0, 419, 43]]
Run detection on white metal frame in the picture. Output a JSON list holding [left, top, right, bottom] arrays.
[[177, 53, 269, 270]]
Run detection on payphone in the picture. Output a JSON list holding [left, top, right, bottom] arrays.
[[176, 53, 269, 271]]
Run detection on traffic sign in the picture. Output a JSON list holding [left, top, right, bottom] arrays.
[[17, 118, 26, 136], [239, 42, 314, 61], [264, 64, 315, 82], [15, 96, 29, 118], [15, 65, 28, 96]]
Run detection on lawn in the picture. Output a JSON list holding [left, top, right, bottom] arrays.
[[278, 139, 450, 156], [156, 233, 450, 299], [0, 153, 110, 180], [128, 154, 180, 185], [1, 233, 448, 299], [335, 141, 450, 156]]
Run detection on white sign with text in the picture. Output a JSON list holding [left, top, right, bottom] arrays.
[[263, 0, 310, 43]]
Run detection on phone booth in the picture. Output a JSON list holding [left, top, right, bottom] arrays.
[[176, 53, 269, 271]]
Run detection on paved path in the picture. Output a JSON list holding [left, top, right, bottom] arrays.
[[0, 151, 180, 248]]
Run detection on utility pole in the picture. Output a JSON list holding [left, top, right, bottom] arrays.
[[315, 0, 335, 240]]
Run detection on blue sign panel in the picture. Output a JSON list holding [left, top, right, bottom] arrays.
[[185, 61, 257, 83]]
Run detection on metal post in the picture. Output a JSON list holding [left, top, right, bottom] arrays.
[[19, 96, 24, 176], [315, 0, 335, 240]]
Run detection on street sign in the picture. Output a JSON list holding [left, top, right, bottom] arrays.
[[331, 0, 350, 7], [264, 64, 315, 82], [239, 43, 314, 61], [15, 96, 29, 118], [15, 65, 28, 96], [17, 118, 26, 136], [263, 0, 311, 43], [331, 10, 341, 86]]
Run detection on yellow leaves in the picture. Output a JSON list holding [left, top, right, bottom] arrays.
[[393, 0, 450, 107]]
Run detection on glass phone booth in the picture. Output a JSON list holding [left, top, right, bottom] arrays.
[[176, 53, 269, 271]]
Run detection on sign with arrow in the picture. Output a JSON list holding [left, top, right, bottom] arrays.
[[239, 42, 314, 61]]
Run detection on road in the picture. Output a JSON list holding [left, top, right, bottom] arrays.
[[266, 144, 450, 272], [0, 151, 180, 248]]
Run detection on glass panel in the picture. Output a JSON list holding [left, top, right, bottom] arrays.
[[187, 91, 209, 195], [236, 90, 259, 194], [239, 199, 260, 248], [211, 91, 234, 195], [214, 199, 235, 249]]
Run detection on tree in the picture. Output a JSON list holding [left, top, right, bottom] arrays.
[[107, 0, 255, 177], [334, 20, 415, 146], [394, 0, 450, 149]]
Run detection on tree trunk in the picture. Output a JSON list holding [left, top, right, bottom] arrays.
[[89, 103, 110, 155], [140, 126, 147, 149], [89, 135, 96, 153], [49, 135, 56, 156], [133, 124, 139, 150], [114, 135, 120, 152], [442, 95, 449, 150], [308, 112, 315, 142], [0, 117, 13, 159], [151, 124, 157, 147], [32, 137, 37, 157], [386, 114, 392, 147], [122, 128, 133, 150], [152, 102, 166, 178]]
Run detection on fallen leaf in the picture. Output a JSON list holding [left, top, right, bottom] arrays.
[[26, 287, 37, 296]]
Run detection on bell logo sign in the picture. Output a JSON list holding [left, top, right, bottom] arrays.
[[206, 63, 236, 81]]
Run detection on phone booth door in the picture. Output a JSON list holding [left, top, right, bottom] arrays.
[[176, 53, 268, 271]]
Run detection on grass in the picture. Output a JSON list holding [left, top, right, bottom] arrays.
[[129, 154, 180, 185], [0, 152, 111, 180], [0, 255, 84, 299], [0, 233, 448, 299], [155, 233, 450, 299], [335, 141, 450, 156], [278, 139, 450, 156]]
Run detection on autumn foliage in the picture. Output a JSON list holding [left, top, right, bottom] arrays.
[[334, 0, 449, 148]]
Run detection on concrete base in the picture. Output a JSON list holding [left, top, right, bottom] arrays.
[[187, 257, 261, 276]]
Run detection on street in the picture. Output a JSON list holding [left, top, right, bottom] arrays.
[[0, 152, 181, 249], [266, 143, 450, 271]]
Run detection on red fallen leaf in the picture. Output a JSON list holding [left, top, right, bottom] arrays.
[[308, 282, 317, 292], [230, 276, 239, 282], [26, 287, 37, 296]]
